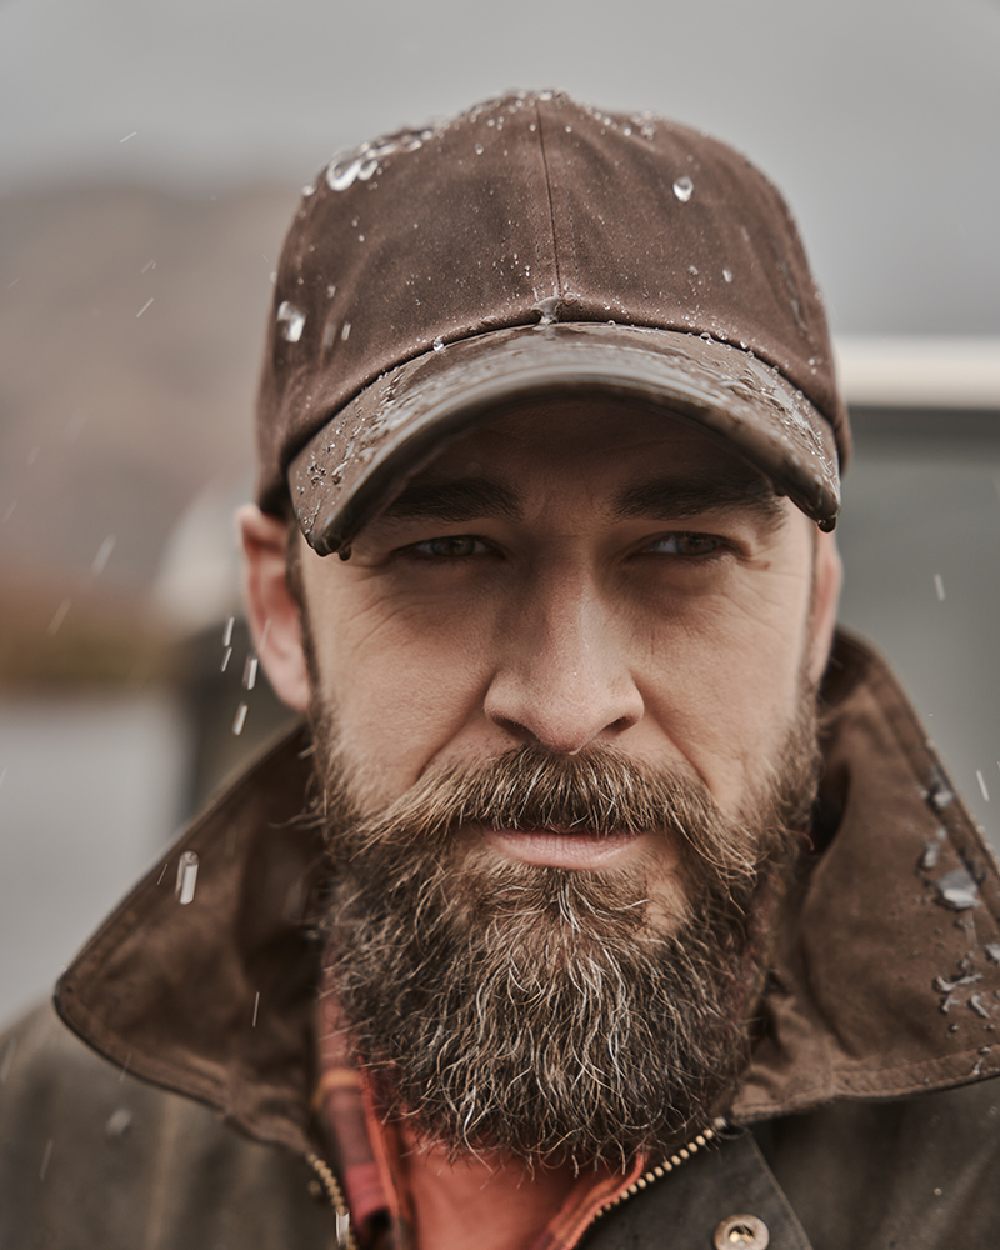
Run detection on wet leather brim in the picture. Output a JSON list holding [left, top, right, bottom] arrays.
[[287, 322, 841, 555]]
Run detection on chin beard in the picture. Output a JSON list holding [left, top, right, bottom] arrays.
[[309, 704, 819, 1171]]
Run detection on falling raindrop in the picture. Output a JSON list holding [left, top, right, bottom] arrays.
[[175, 851, 199, 905], [222, 616, 235, 647], [252, 991, 261, 1028], [934, 573, 945, 601], [341, 322, 352, 341], [91, 535, 116, 575], [673, 175, 693, 202], [233, 703, 248, 736], [105, 1108, 132, 1137], [243, 656, 258, 691], [277, 301, 306, 343], [135, 298, 154, 318], [119, 131, 137, 143], [39, 1140, 52, 1181], [977, 770, 990, 802], [46, 599, 71, 636], [220, 647, 232, 673]]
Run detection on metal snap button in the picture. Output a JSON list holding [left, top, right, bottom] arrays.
[[713, 1214, 769, 1249]]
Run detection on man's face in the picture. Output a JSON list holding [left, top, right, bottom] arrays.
[[284, 396, 831, 1166]]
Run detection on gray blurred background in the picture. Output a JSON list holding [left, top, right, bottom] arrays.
[[1, 0, 999, 1022]]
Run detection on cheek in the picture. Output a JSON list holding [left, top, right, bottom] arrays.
[[308, 582, 494, 800], [637, 573, 809, 809]]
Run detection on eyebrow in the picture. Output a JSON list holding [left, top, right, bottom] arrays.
[[377, 472, 784, 528]]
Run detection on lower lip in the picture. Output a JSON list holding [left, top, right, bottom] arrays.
[[481, 830, 646, 869]]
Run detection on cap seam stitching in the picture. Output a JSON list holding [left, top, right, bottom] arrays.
[[533, 99, 564, 299]]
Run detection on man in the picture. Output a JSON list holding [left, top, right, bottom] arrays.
[[2, 91, 999, 1250]]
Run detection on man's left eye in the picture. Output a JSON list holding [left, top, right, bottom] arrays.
[[407, 535, 490, 559], [644, 533, 725, 557]]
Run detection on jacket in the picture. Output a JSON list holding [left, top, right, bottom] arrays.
[[2, 629, 999, 1250]]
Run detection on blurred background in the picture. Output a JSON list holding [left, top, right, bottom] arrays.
[[2, 0, 999, 1022]]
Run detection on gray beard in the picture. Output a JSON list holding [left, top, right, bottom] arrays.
[[309, 704, 819, 1171]]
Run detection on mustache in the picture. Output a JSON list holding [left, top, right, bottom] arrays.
[[319, 743, 773, 883]]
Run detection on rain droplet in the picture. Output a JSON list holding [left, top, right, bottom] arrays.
[[91, 534, 116, 575], [326, 157, 363, 191], [105, 1108, 132, 1137], [301, 183, 315, 197], [175, 851, 199, 905], [970, 993, 991, 1019], [977, 770, 990, 802], [934, 573, 945, 601], [533, 295, 560, 327], [357, 157, 378, 181], [341, 322, 351, 341], [920, 838, 942, 871], [722, 268, 733, 283], [252, 991, 261, 1028], [135, 297, 154, 318], [474, 143, 484, 156], [220, 647, 232, 673], [673, 175, 693, 202], [46, 599, 71, 636], [277, 301, 305, 343], [222, 616, 235, 647], [934, 866, 980, 911], [433, 336, 445, 351], [233, 703, 248, 736], [985, 944, 1000, 964], [326, 284, 337, 299], [243, 656, 258, 691], [39, 1139, 52, 1181]]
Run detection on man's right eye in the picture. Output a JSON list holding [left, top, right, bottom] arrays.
[[404, 535, 491, 560]]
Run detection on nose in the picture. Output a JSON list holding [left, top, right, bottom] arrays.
[[483, 565, 644, 755]]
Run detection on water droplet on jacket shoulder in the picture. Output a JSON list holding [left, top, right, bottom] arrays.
[[474, 143, 484, 155], [175, 851, 199, 905], [970, 993, 991, 1019], [935, 867, 980, 911], [673, 175, 693, 202], [277, 301, 305, 342], [985, 943, 1000, 964]]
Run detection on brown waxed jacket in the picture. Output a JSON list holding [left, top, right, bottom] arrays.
[[2, 629, 1000, 1250]]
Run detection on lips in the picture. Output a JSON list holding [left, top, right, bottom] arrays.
[[481, 828, 646, 869]]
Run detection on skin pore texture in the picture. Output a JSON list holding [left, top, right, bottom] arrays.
[[240, 396, 842, 1248]]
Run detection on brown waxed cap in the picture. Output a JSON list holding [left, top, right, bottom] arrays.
[[255, 91, 848, 555]]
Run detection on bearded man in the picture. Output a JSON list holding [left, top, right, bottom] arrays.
[[3, 92, 999, 1250]]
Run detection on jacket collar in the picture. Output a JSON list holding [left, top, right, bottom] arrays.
[[54, 629, 1000, 1159]]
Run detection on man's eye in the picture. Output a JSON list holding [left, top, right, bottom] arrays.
[[405, 535, 490, 560], [645, 533, 726, 558]]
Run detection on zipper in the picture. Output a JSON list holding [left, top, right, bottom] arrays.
[[306, 1151, 357, 1250], [589, 1117, 727, 1229]]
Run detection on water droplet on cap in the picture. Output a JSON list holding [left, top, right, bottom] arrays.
[[673, 175, 693, 202], [722, 268, 733, 283], [277, 300, 305, 342]]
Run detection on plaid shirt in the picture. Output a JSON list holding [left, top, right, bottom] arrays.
[[315, 985, 646, 1250]]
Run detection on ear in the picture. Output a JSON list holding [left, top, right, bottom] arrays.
[[807, 528, 843, 686], [236, 504, 310, 714]]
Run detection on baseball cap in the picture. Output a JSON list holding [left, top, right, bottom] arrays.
[[255, 91, 847, 556]]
